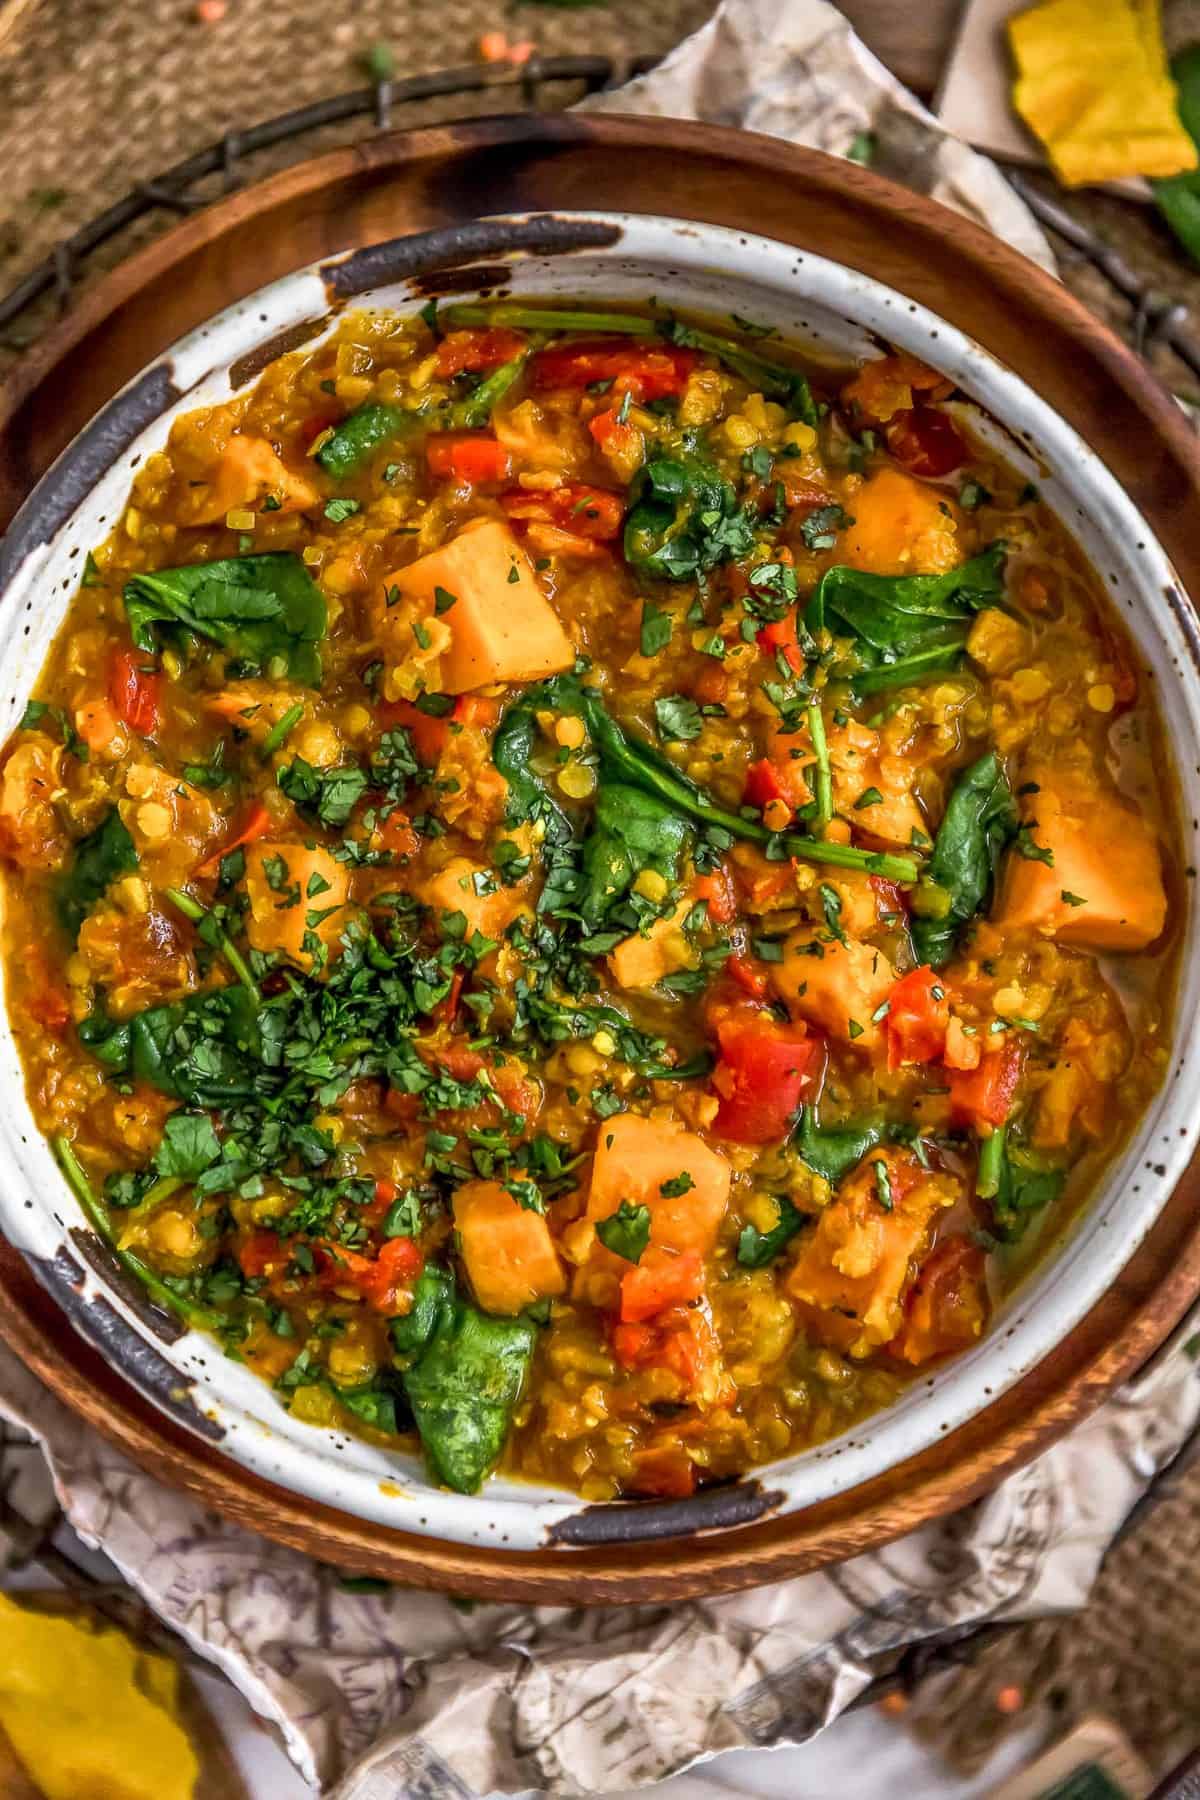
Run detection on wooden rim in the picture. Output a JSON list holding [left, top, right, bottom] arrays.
[[2, 113, 1199, 1600]]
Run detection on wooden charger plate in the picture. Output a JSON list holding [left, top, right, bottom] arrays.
[[1, 116, 1199, 1601]]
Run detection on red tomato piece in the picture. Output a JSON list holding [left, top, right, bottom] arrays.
[[711, 1020, 818, 1144], [756, 613, 804, 674], [619, 1249, 705, 1324], [108, 647, 161, 736], [238, 1229, 284, 1279], [743, 757, 789, 813], [362, 1235, 425, 1312], [889, 1235, 988, 1365], [727, 955, 770, 1000], [377, 809, 419, 859], [886, 965, 950, 1071], [433, 967, 465, 1027], [433, 327, 526, 377], [781, 474, 834, 511], [869, 874, 911, 919], [531, 339, 697, 401], [588, 408, 640, 459], [628, 1444, 697, 1499], [885, 405, 968, 477], [452, 693, 500, 729], [425, 432, 511, 484], [377, 698, 451, 767], [500, 483, 624, 542], [948, 1042, 1024, 1130], [694, 866, 737, 925]]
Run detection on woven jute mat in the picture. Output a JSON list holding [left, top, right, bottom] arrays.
[[1, 0, 1199, 1784]]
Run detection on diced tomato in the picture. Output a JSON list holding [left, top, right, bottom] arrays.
[[377, 698, 451, 766], [619, 1248, 704, 1324], [300, 412, 339, 450], [429, 1040, 540, 1125], [452, 693, 500, 729], [28, 983, 71, 1034], [885, 405, 968, 478], [588, 408, 640, 459], [628, 1444, 697, 1499], [377, 809, 418, 858], [886, 966, 950, 1071], [731, 848, 794, 910], [238, 1230, 285, 1279], [691, 663, 728, 706], [433, 327, 526, 377], [500, 482, 624, 542], [194, 801, 275, 878], [711, 1019, 818, 1144], [531, 339, 697, 401], [425, 432, 511, 484], [870, 875, 911, 919], [694, 866, 737, 925], [756, 614, 804, 674], [948, 1042, 1024, 1130], [743, 758, 789, 813], [889, 1235, 988, 1365], [321, 1235, 423, 1313], [524, 523, 608, 561], [727, 954, 769, 1000], [108, 647, 161, 736]]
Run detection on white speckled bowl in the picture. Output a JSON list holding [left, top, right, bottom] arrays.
[[1, 198, 1197, 1559]]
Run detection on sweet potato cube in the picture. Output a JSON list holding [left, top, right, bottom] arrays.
[[842, 467, 962, 576], [244, 841, 348, 969], [453, 1179, 565, 1315], [187, 433, 318, 525], [771, 928, 895, 1048], [422, 856, 529, 943], [383, 518, 573, 694], [607, 898, 696, 991], [993, 769, 1166, 951], [586, 1114, 731, 1260]]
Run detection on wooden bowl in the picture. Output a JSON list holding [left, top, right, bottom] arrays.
[[2, 115, 1199, 1600]]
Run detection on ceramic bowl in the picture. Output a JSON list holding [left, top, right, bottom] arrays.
[[1, 198, 1198, 1555]]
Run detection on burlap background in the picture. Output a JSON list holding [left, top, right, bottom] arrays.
[[0, 0, 1198, 1781]]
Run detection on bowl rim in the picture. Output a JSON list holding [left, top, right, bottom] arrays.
[[2, 113, 1200, 1601]]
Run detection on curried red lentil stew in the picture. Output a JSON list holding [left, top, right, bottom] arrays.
[[0, 301, 1176, 1500]]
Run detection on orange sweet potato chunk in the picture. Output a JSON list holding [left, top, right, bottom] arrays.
[[993, 768, 1166, 951], [586, 1114, 731, 1260], [244, 841, 348, 969], [186, 434, 319, 525], [453, 1179, 565, 1315], [385, 518, 573, 694], [771, 928, 895, 1048], [841, 467, 962, 576]]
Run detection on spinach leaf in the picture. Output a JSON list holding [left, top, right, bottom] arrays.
[[806, 543, 1006, 693], [92, 986, 268, 1106], [595, 1200, 651, 1263], [390, 1265, 457, 1369], [991, 1141, 1067, 1242], [911, 752, 1017, 968], [277, 756, 369, 827], [579, 783, 689, 929], [492, 693, 574, 850], [315, 403, 423, 479], [526, 674, 920, 883], [124, 553, 327, 686], [401, 1300, 537, 1493], [57, 809, 138, 940], [795, 1106, 887, 1185], [336, 1381, 404, 1435], [624, 455, 755, 582], [737, 1196, 805, 1267]]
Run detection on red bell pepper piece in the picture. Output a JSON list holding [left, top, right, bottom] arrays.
[[889, 1235, 988, 1365], [886, 966, 950, 1071], [377, 699, 451, 766], [194, 800, 275, 878], [433, 327, 526, 377], [756, 613, 804, 674], [948, 1042, 1024, 1130], [531, 338, 697, 401], [711, 1020, 818, 1144], [109, 647, 161, 736], [619, 1249, 704, 1324], [500, 482, 624, 542], [425, 432, 511, 484], [885, 405, 968, 477]]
